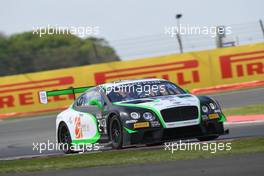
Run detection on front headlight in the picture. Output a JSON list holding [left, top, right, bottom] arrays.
[[202, 105, 209, 113], [143, 112, 155, 121], [130, 112, 140, 119], [209, 103, 216, 110]]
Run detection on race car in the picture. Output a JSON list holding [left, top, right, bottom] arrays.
[[39, 78, 228, 153]]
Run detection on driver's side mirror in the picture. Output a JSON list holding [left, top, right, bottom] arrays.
[[184, 89, 190, 94], [89, 99, 103, 109]]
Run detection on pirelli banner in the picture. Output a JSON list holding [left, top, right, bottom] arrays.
[[0, 43, 264, 114]]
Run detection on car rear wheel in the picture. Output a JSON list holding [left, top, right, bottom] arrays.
[[58, 123, 74, 154], [109, 116, 123, 149]]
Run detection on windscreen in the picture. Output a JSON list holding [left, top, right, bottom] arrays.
[[107, 81, 185, 102]]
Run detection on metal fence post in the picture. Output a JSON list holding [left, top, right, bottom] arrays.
[[259, 19, 264, 40]]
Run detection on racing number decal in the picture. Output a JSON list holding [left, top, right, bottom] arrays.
[[74, 116, 83, 139]]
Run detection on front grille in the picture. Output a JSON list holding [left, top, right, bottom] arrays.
[[160, 106, 198, 123]]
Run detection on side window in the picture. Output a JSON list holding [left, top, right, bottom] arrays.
[[76, 94, 86, 106], [81, 91, 94, 107], [75, 89, 105, 107], [76, 91, 94, 107], [94, 91, 105, 105]]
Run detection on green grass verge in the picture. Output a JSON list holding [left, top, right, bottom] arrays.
[[223, 104, 264, 116], [1, 137, 264, 174]]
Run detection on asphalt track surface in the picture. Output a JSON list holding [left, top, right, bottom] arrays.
[[0, 88, 264, 160], [8, 153, 264, 176]]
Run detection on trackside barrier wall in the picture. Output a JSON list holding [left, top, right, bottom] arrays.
[[0, 43, 263, 115]]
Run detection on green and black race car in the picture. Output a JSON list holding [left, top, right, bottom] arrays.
[[39, 78, 228, 153]]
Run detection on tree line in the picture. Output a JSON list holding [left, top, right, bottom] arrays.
[[0, 32, 120, 76]]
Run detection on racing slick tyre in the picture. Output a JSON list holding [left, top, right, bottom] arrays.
[[58, 122, 74, 154], [196, 122, 224, 141], [109, 115, 123, 149]]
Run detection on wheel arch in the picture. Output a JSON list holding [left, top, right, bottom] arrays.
[[57, 121, 71, 143]]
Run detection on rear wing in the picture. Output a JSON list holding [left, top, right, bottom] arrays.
[[38, 86, 94, 104]]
